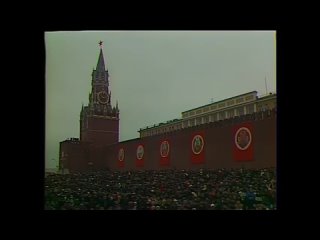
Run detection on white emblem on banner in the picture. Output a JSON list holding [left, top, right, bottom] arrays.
[[235, 127, 252, 150], [160, 141, 170, 157], [136, 145, 144, 160], [192, 135, 204, 154]]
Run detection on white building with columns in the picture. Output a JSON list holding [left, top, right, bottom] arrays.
[[139, 91, 276, 138]]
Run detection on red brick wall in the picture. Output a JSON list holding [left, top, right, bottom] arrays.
[[106, 114, 276, 171], [59, 141, 90, 172], [59, 141, 112, 172], [62, 113, 276, 172]]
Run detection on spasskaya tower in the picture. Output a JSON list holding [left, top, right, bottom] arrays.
[[80, 41, 119, 146]]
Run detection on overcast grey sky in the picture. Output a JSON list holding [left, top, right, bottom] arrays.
[[45, 31, 276, 169]]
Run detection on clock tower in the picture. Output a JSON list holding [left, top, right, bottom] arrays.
[[80, 42, 119, 146]]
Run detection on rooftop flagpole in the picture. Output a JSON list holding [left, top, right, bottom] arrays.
[[265, 76, 268, 95]]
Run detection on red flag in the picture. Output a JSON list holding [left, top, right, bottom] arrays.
[[117, 147, 125, 168], [160, 140, 170, 166], [135, 144, 145, 167], [233, 123, 254, 161], [191, 132, 205, 164]]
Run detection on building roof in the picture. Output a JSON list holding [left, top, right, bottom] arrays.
[[256, 92, 277, 101], [181, 91, 258, 114], [138, 90, 276, 132]]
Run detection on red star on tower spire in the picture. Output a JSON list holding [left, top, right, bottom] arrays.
[[99, 41, 103, 48]]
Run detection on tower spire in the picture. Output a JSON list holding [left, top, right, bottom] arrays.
[[96, 41, 106, 72]]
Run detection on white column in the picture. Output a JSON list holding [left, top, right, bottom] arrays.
[[244, 106, 247, 115], [234, 108, 237, 116], [254, 103, 257, 113]]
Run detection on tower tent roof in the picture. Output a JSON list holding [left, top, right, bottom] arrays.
[[96, 48, 106, 72]]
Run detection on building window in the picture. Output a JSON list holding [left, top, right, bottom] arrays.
[[182, 121, 186, 128], [218, 103, 225, 108], [236, 98, 244, 103], [247, 104, 254, 114], [228, 109, 234, 118], [212, 114, 215, 121], [236, 107, 244, 116], [227, 100, 234, 106], [245, 95, 254, 101], [211, 105, 217, 110], [219, 112, 225, 120], [196, 118, 201, 125]]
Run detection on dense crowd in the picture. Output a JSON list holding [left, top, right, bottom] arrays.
[[45, 168, 276, 210]]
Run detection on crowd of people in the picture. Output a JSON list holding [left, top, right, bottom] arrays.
[[45, 168, 276, 210]]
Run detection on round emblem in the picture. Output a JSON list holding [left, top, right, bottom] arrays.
[[118, 148, 125, 161], [136, 145, 144, 160], [192, 135, 204, 155], [160, 141, 170, 157], [235, 127, 252, 150]]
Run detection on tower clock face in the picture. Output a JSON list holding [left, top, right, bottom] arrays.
[[98, 91, 108, 104]]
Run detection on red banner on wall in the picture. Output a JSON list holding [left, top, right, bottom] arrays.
[[160, 140, 170, 166], [233, 123, 254, 161], [117, 147, 125, 168], [135, 144, 144, 167], [191, 132, 205, 164]]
